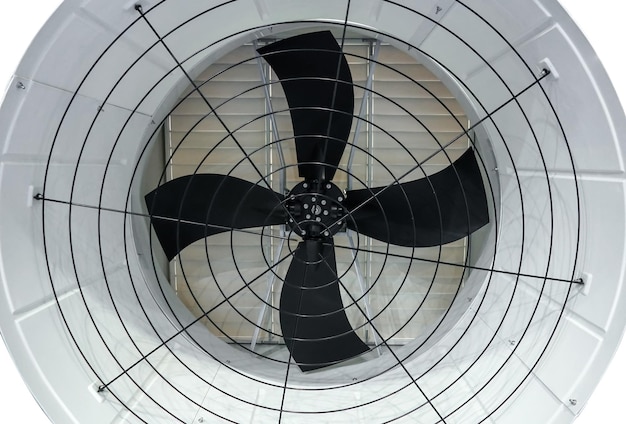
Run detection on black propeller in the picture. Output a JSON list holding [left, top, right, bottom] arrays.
[[257, 31, 353, 182], [145, 31, 489, 372]]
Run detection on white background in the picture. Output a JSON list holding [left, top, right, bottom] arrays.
[[0, 1, 624, 422]]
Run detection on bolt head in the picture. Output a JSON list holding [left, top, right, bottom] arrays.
[[321, 200, 327, 205], [338, 196, 343, 202], [323, 210, 329, 216], [312, 197, 317, 202], [316, 217, 322, 222], [326, 183, 332, 189], [306, 214, 311, 219], [303, 183, 309, 189], [303, 204, 309, 209]]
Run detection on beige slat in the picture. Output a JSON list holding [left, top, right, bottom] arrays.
[[171, 115, 265, 132], [374, 80, 455, 99], [170, 130, 265, 149]]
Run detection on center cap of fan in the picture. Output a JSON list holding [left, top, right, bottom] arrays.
[[286, 181, 346, 239]]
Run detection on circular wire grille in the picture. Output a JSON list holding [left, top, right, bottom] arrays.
[[35, 1, 582, 422]]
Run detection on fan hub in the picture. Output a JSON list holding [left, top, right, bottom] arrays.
[[286, 181, 346, 239]]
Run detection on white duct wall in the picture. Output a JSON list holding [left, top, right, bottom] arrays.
[[0, 0, 620, 424]]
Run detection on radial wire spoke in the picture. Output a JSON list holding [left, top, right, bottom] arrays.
[[135, 5, 303, 233], [323, 68, 552, 236], [331, 242, 582, 285], [34, 194, 293, 244], [317, 249, 448, 424], [98, 251, 295, 390]]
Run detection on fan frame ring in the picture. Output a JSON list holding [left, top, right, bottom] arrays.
[[0, 0, 602, 422]]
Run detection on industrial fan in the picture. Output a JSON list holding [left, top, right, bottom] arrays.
[[2, 0, 626, 423], [145, 31, 489, 371]]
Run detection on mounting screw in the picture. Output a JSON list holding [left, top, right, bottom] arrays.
[[321, 200, 327, 206], [311, 197, 317, 203], [338, 196, 344, 202], [316, 217, 322, 222], [303, 204, 309, 209], [569, 399, 577, 406], [303, 183, 309, 189], [306, 214, 311, 219], [538, 58, 559, 80], [16, 82, 25, 90], [323, 210, 329, 216], [324, 231, 330, 236], [326, 183, 332, 189]]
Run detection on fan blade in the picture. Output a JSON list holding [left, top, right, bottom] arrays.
[[258, 31, 354, 181], [145, 174, 285, 260], [343, 148, 489, 247], [280, 239, 369, 371]]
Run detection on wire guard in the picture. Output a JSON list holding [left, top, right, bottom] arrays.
[[33, 1, 584, 423]]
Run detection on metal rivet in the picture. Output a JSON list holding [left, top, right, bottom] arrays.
[[323, 210, 329, 216], [326, 183, 332, 189], [303, 204, 309, 209], [321, 200, 327, 206], [312, 197, 317, 202], [316, 217, 322, 222], [324, 231, 330, 236], [303, 183, 308, 189], [338, 196, 343, 202], [306, 214, 311, 219]]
